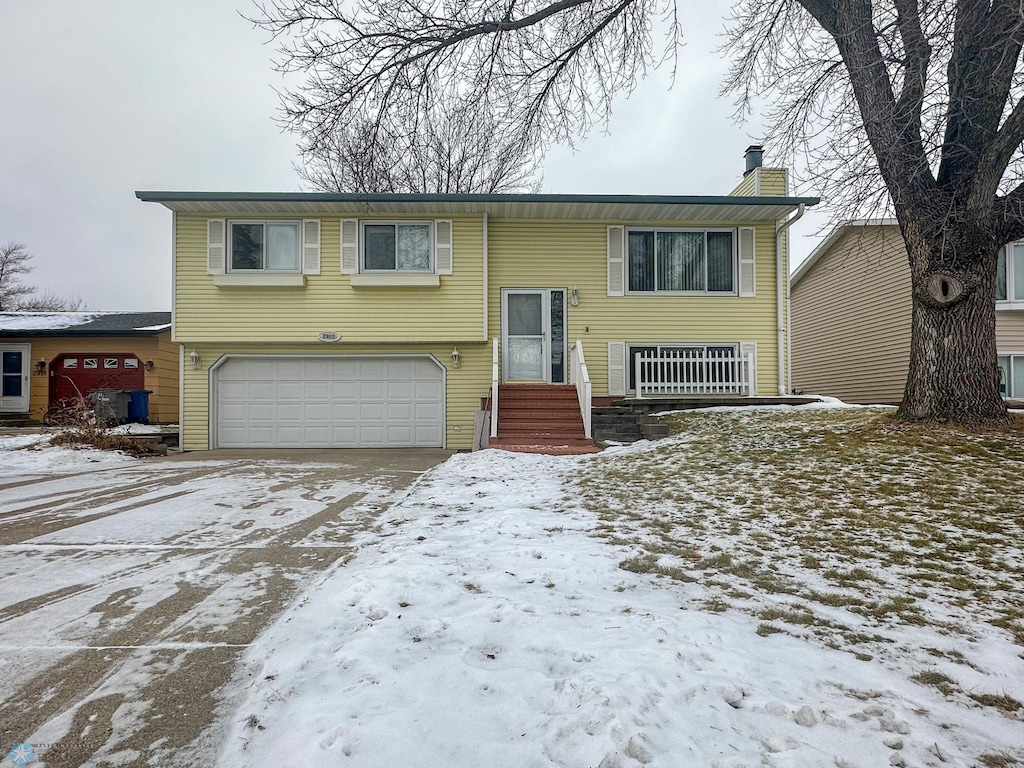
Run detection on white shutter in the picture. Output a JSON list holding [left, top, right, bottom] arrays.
[[738, 227, 756, 297], [207, 219, 226, 275], [340, 219, 359, 274], [435, 219, 453, 275], [740, 342, 758, 396], [607, 226, 625, 296], [608, 341, 626, 396], [302, 220, 321, 275]]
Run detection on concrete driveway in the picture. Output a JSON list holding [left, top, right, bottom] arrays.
[[0, 448, 451, 767]]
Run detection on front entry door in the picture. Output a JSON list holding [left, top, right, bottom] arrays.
[[0, 344, 30, 413], [502, 289, 566, 383]]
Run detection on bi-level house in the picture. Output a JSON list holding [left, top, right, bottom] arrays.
[[138, 147, 817, 452]]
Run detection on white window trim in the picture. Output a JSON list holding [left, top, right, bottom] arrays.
[[997, 242, 1024, 307], [349, 274, 440, 287], [227, 219, 303, 274], [998, 352, 1024, 398], [360, 220, 435, 274], [213, 274, 306, 287], [624, 227, 739, 296]]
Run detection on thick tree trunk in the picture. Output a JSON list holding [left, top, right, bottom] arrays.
[[896, 224, 1010, 428]]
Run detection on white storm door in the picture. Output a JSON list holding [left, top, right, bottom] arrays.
[[503, 289, 549, 382], [0, 344, 30, 413]]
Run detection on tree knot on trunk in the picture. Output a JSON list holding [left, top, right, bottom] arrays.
[[918, 271, 969, 308]]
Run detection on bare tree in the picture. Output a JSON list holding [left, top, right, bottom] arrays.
[[253, 0, 1024, 427], [299, 104, 542, 193], [0, 242, 83, 311]]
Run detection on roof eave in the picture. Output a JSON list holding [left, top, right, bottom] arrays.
[[136, 191, 821, 222]]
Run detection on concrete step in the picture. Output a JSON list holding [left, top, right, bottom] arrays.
[[489, 436, 600, 455]]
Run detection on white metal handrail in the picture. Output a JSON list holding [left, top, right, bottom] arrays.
[[569, 339, 592, 438], [490, 337, 500, 438], [635, 349, 752, 398]]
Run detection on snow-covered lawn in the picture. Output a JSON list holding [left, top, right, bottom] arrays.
[[217, 406, 1024, 768]]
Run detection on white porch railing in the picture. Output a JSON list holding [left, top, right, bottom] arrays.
[[490, 337, 500, 438], [569, 339, 592, 438], [635, 349, 753, 398]]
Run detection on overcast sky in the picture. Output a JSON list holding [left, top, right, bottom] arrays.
[[0, 0, 825, 311]]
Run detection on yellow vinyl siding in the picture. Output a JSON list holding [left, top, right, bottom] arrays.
[[757, 168, 789, 196], [180, 342, 489, 451], [487, 220, 782, 397], [791, 225, 911, 404], [174, 214, 485, 343], [729, 174, 758, 197], [728, 168, 788, 197], [14, 333, 178, 422]]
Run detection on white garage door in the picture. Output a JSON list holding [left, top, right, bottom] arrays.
[[215, 356, 445, 448]]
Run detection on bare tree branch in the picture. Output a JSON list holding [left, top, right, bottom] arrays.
[[0, 242, 85, 311]]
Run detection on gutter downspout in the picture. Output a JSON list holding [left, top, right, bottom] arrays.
[[776, 204, 805, 395]]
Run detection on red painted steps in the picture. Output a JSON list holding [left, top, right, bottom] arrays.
[[490, 384, 600, 455]]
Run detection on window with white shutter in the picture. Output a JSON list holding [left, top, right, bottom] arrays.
[[738, 227, 756, 297], [207, 219, 226, 275], [607, 226, 624, 296]]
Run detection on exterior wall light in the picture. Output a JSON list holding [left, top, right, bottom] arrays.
[[34, 358, 47, 375], [450, 347, 461, 369], [569, 286, 580, 306], [144, 360, 155, 372], [189, 349, 201, 370]]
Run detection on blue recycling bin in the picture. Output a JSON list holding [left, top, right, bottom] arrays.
[[127, 390, 153, 424]]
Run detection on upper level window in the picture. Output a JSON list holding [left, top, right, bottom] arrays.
[[229, 221, 301, 272], [361, 222, 433, 272], [627, 229, 735, 293], [997, 243, 1024, 302]]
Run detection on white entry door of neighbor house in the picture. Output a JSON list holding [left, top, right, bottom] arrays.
[[0, 344, 30, 413], [213, 355, 445, 449], [502, 289, 566, 383]]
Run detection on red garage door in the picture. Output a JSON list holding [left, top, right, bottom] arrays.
[[49, 353, 145, 407]]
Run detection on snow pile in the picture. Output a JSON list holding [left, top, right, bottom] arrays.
[[217, 448, 1013, 768], [0, 434, 138, 473]]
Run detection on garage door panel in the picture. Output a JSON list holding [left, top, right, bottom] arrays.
[[249, 360, 281, 378], [304, 360, 331, 378], [360, 360, 390, 378], [246, 403, 277, 420], [304, 403, 331, 421], [358, 381, 386, 401], [247, 381, 276, 399], [275, 403, 303, 420], [216, 356, 443, 448], [304, 381, 331, 399], [359, 402, 386, 420], [415, 425, 441, 441], [387, 402, 413, 420], [416, 381, 443, 398], [387, 380, 413, 399]]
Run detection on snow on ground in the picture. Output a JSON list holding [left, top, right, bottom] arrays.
[[0, 433, 139, 473], [217, 437, 1022, 768]]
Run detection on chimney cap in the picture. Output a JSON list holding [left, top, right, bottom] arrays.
[[744, 145, 764, 176]]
